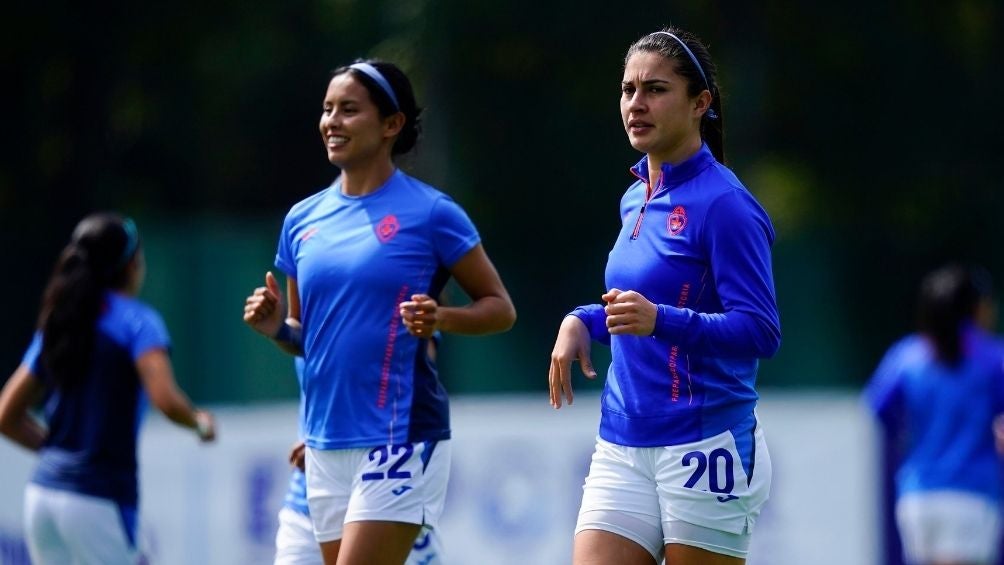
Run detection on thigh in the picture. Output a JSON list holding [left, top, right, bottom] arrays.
[[664, 542, 745, 565], [573, 529, 657, 565], [337, 520, 421, 565]]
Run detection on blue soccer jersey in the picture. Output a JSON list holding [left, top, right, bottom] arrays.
[[571, 144, 780, 447], [864, 327, 1004, 500], [284, 468, 310, 517], [275, 169, 480, 449], [22, 291, 170, 506]]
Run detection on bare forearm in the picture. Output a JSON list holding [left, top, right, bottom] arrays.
[[438, 296, 516, 335], [156, 390, 199, 429]]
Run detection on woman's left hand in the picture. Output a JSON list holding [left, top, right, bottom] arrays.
[[400, 294, 440, 338], [602, 288, 658, 336]]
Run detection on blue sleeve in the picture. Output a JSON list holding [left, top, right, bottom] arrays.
[[569, 304, 611, 346], [651, 190, 781, 358], [863, 342, 906, 431], [21, 332, 42, 375], [994, 340, 1004, 415], [429, 196, 481, 267], [129, 306, 172, 360], [274, 210, 298, 278]]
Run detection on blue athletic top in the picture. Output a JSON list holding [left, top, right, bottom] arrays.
[[22, 291, 170, 506], [284, 357, 309, 516], [571, 144, 780, 447], [864, 326, 1004, 500], [275, 169, 480, 449]]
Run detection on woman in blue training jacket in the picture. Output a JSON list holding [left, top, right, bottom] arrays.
[[548, 27, 781, 565], [865, 265, 1004, 565], [0, 212, 215, 565]]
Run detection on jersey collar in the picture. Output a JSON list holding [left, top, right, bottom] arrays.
[[629, 143, 716, 192]]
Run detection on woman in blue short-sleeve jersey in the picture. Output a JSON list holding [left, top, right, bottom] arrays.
[[548, 28, 781, 565], [0, 212, 216, 565], [865, 265, 1004, 565], [244, 60, 516, 565]]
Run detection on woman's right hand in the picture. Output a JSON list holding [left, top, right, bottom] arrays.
[[289, 440, 306, 471], [244, 271, 285, 338], [548, 315, 596, 409], [194, 409, 216, 442]]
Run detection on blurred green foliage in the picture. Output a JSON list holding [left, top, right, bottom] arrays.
[[2, 0, 1002, 401]]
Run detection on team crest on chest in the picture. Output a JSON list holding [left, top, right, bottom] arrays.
[[668, 205, 687, 235], [376, 214, 400, 243]]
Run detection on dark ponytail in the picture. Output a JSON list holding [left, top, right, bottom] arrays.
[[39, 213, 139, 387], [916, 264, 984, 365], [626, 27, 725, 163]]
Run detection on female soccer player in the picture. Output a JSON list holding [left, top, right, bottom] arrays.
[[0, 212, 216, 565], [245, 60, 516, 565], [865, 265, 1004, 565], [548, 28, 781, 565]]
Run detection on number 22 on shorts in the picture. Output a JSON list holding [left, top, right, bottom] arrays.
[[361, 444, 415, 481]]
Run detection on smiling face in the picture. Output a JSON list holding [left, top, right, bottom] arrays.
[[620, 51, 707, 165], [318, 73, 399, 170]]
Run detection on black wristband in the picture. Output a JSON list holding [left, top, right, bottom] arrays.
[[273, 321, 303, 349], [274, 322, 291, 341]]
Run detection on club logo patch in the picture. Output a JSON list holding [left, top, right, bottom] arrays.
[[376, 214, 400, 243], [668, 205, 687, 235]]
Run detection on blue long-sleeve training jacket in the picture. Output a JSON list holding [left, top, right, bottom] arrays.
[[571, 144, 781, 447]]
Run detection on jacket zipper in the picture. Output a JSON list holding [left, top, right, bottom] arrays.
[[631, 178, 657, 240], [630, 201, 647, 240]]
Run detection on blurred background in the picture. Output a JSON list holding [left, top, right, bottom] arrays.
[[0, 0, 1001, 563]]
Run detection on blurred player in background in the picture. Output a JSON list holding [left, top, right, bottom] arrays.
[[0, 212, 216, 565], [245, 59, 515, 565], [548, 27, 781, 565], [275, 358, 444, 565], [865, 264, 1004, 565]]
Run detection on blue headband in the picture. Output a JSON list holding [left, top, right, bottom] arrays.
[[117, 217, 139, 269], [649, 31, 718, 120], [349, 63, 400, 112]]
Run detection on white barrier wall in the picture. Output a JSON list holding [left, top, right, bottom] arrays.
[[0, 391, 879, 565]]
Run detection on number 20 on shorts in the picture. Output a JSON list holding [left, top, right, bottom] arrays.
[[682, 448, 738, 502]]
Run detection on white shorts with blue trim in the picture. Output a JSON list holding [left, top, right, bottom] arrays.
[[305, 440, 450, 543], [275, 506, 323, 565], [575, 413, 771, 559], [24, 483, 140, 565]]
